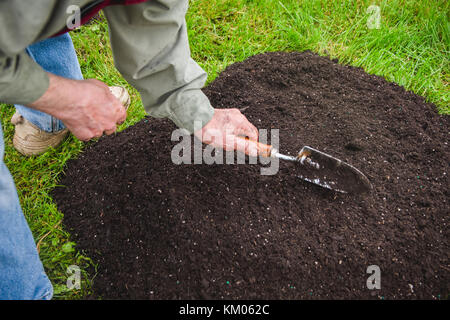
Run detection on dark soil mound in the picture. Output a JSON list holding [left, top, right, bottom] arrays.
[[52, 51, 449, 299]]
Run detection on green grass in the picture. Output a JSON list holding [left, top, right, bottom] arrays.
[[0, 0, 448, 299]]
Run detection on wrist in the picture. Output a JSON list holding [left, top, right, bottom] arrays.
[[28, 73, 73, 120], [168, 94, 214, 134]]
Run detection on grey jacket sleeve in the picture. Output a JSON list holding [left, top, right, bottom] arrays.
[[103, 0, 214, 133], [0, 1, 54, 105], [0, 51, 50, 105]]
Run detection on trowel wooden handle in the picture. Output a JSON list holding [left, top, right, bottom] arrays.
[[236, 136, 273, 157]]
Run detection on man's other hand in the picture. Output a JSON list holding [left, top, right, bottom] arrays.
[[29, 73, 127, 141]]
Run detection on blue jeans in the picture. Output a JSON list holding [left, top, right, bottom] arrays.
[[0, 33, 82, 299], [0, 125, 53, 300], [15, 33, 83, 132]]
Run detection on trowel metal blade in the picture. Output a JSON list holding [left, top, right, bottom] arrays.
[[296, 146, 372, 194]]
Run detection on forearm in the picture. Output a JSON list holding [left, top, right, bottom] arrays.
[[28, 73, 72, 118]]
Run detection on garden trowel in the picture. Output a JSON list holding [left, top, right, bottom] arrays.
[[237, 137, 372, 194]]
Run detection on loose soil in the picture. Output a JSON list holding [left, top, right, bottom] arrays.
[[52, 51, 449, 299]]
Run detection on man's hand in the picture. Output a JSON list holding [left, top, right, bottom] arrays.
[[194, 108, 260, 157], [29, 73, 127, 141]]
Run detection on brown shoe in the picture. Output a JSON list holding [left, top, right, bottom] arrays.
[[11, 113, 69, 156], [11, 86, 131, 156]]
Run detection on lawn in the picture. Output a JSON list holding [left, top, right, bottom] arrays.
[[0, 0, 448, 299]]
